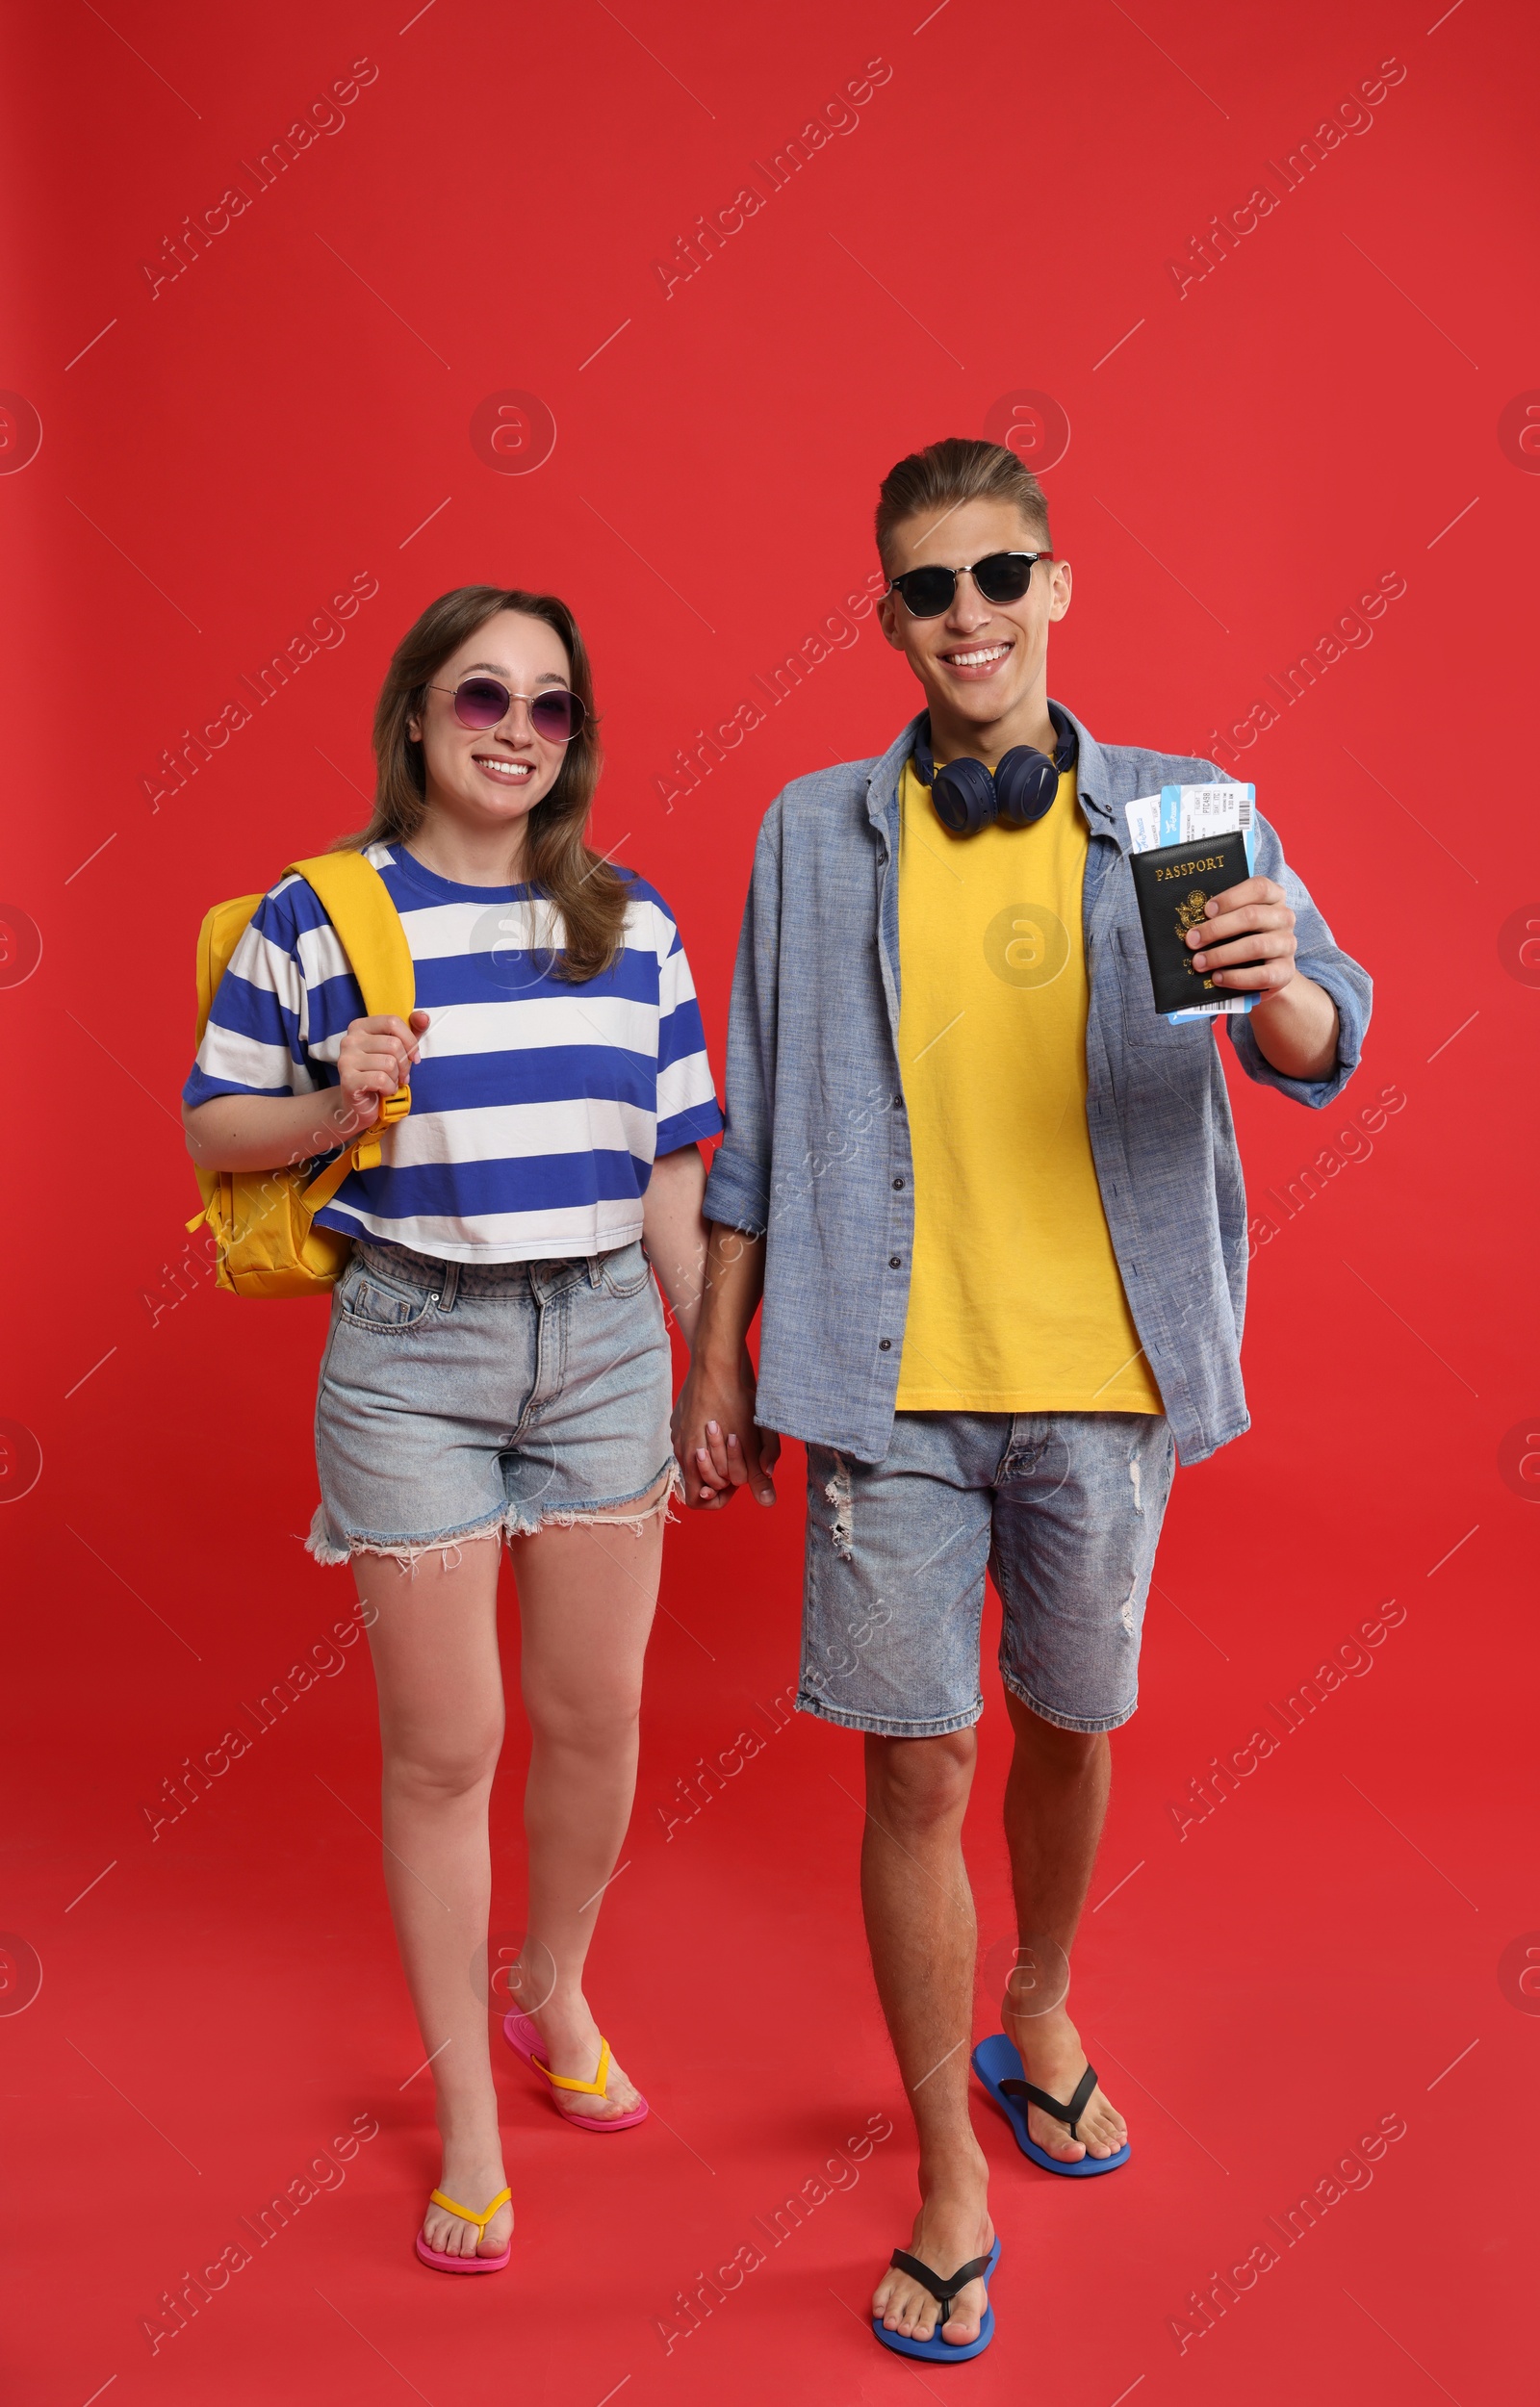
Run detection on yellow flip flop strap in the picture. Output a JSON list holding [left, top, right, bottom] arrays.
[[428, 2186, 511, 2231], [533, 2036, 612, 2097]]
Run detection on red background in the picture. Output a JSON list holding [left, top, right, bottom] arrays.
[[3, 2, 1536, 2400]]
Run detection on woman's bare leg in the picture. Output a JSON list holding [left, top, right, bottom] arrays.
[[356, 1536, 512, 2260], [509, 1493, 667, 2117]]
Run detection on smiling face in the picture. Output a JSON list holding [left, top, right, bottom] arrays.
[[406, 608, 574, 847], [876, 498, 1072, 764]]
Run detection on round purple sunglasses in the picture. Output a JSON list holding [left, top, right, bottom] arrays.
[[427, 676, 586, 743]]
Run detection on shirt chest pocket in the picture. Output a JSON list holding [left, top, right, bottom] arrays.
[[1110, 924, 1222, 1067]]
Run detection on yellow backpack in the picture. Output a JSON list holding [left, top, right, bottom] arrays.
[[186, 851, 415, 1298]]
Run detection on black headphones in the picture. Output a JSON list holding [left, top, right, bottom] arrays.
[[911, 702, 1079, 837]]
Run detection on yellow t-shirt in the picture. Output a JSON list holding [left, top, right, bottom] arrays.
[[894, 755, 1163, 1414]]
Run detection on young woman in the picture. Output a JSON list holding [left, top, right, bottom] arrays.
[[182, 586, 721, 2271]]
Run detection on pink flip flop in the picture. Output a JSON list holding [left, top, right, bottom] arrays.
[[502, 2008, 650, 2133], [414, 2185, 512, 2273]]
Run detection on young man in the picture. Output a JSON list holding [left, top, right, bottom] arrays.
[[675, 439, 1371, 2360]]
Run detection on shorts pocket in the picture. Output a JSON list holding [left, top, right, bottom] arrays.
[[597, 1241, 653, 1298], [338, 1261, 437, 1331]]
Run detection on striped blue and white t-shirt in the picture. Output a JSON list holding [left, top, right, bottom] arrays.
[[183, 841, 722, 1263]]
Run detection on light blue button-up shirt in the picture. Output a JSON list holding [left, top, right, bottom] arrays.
[[702, 707, 1373, 1466]]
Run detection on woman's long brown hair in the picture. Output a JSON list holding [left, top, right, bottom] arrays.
[[336, 584, 628, 982]]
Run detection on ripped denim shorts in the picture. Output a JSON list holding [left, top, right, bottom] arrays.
[[307, 1239, 679, 1570], [799, 1410, 1177, 1738]]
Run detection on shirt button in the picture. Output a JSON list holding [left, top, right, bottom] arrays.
[[892, 1177, 905, 1191], [888, 1255, 901, 1268], [879, 1338, 892, 1351]]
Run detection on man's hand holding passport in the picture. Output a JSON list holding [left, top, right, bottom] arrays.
[[1126, 781, 1276, 1020]]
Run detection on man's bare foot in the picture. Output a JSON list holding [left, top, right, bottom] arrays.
[[872, 2164, 994, 2349], [524, 1990, 641, 2122], [1002, 1996, 1127, 2162], [421, 2150, 513, 2261]]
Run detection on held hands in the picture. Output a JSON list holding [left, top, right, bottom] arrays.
[[673, 1350, 781, 1510], [1185, 878, 1298, 993], [336, 1010, 431, 1132]]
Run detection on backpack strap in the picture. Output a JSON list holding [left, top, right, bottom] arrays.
[[295, 1141, 372, 1217], [285, 851, 417, 1191], [287, 851, 415, 1022]]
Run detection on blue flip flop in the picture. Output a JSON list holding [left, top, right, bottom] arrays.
[[972, 2033, 1130, 2176], [872, 2233, 1001, 2361]]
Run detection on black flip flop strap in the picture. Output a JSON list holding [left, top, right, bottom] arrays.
[[888, 2247, 991, 2323], [999, 2061, 1098, 2138]]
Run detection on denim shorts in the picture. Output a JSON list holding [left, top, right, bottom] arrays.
[[306, 1238, 678, 1568], [799, 1411, 1177, 1737]]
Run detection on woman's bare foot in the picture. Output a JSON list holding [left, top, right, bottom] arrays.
[[420, 2149, 513, 2261], [1003, 1995, 1127, 2162], [872, 2152, 993, 2348], [524, 1989, 641, 2121]]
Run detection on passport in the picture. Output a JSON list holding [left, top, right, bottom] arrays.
[[1128, 831, 1260, 1014]]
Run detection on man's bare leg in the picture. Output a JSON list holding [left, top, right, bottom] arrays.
[[865, 1729, 995, 2348], [999, 1692, 1127, 2162]]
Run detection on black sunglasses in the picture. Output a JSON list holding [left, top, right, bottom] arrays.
[[426, 677, 586, 742], [886, 551, 1054, 619]]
